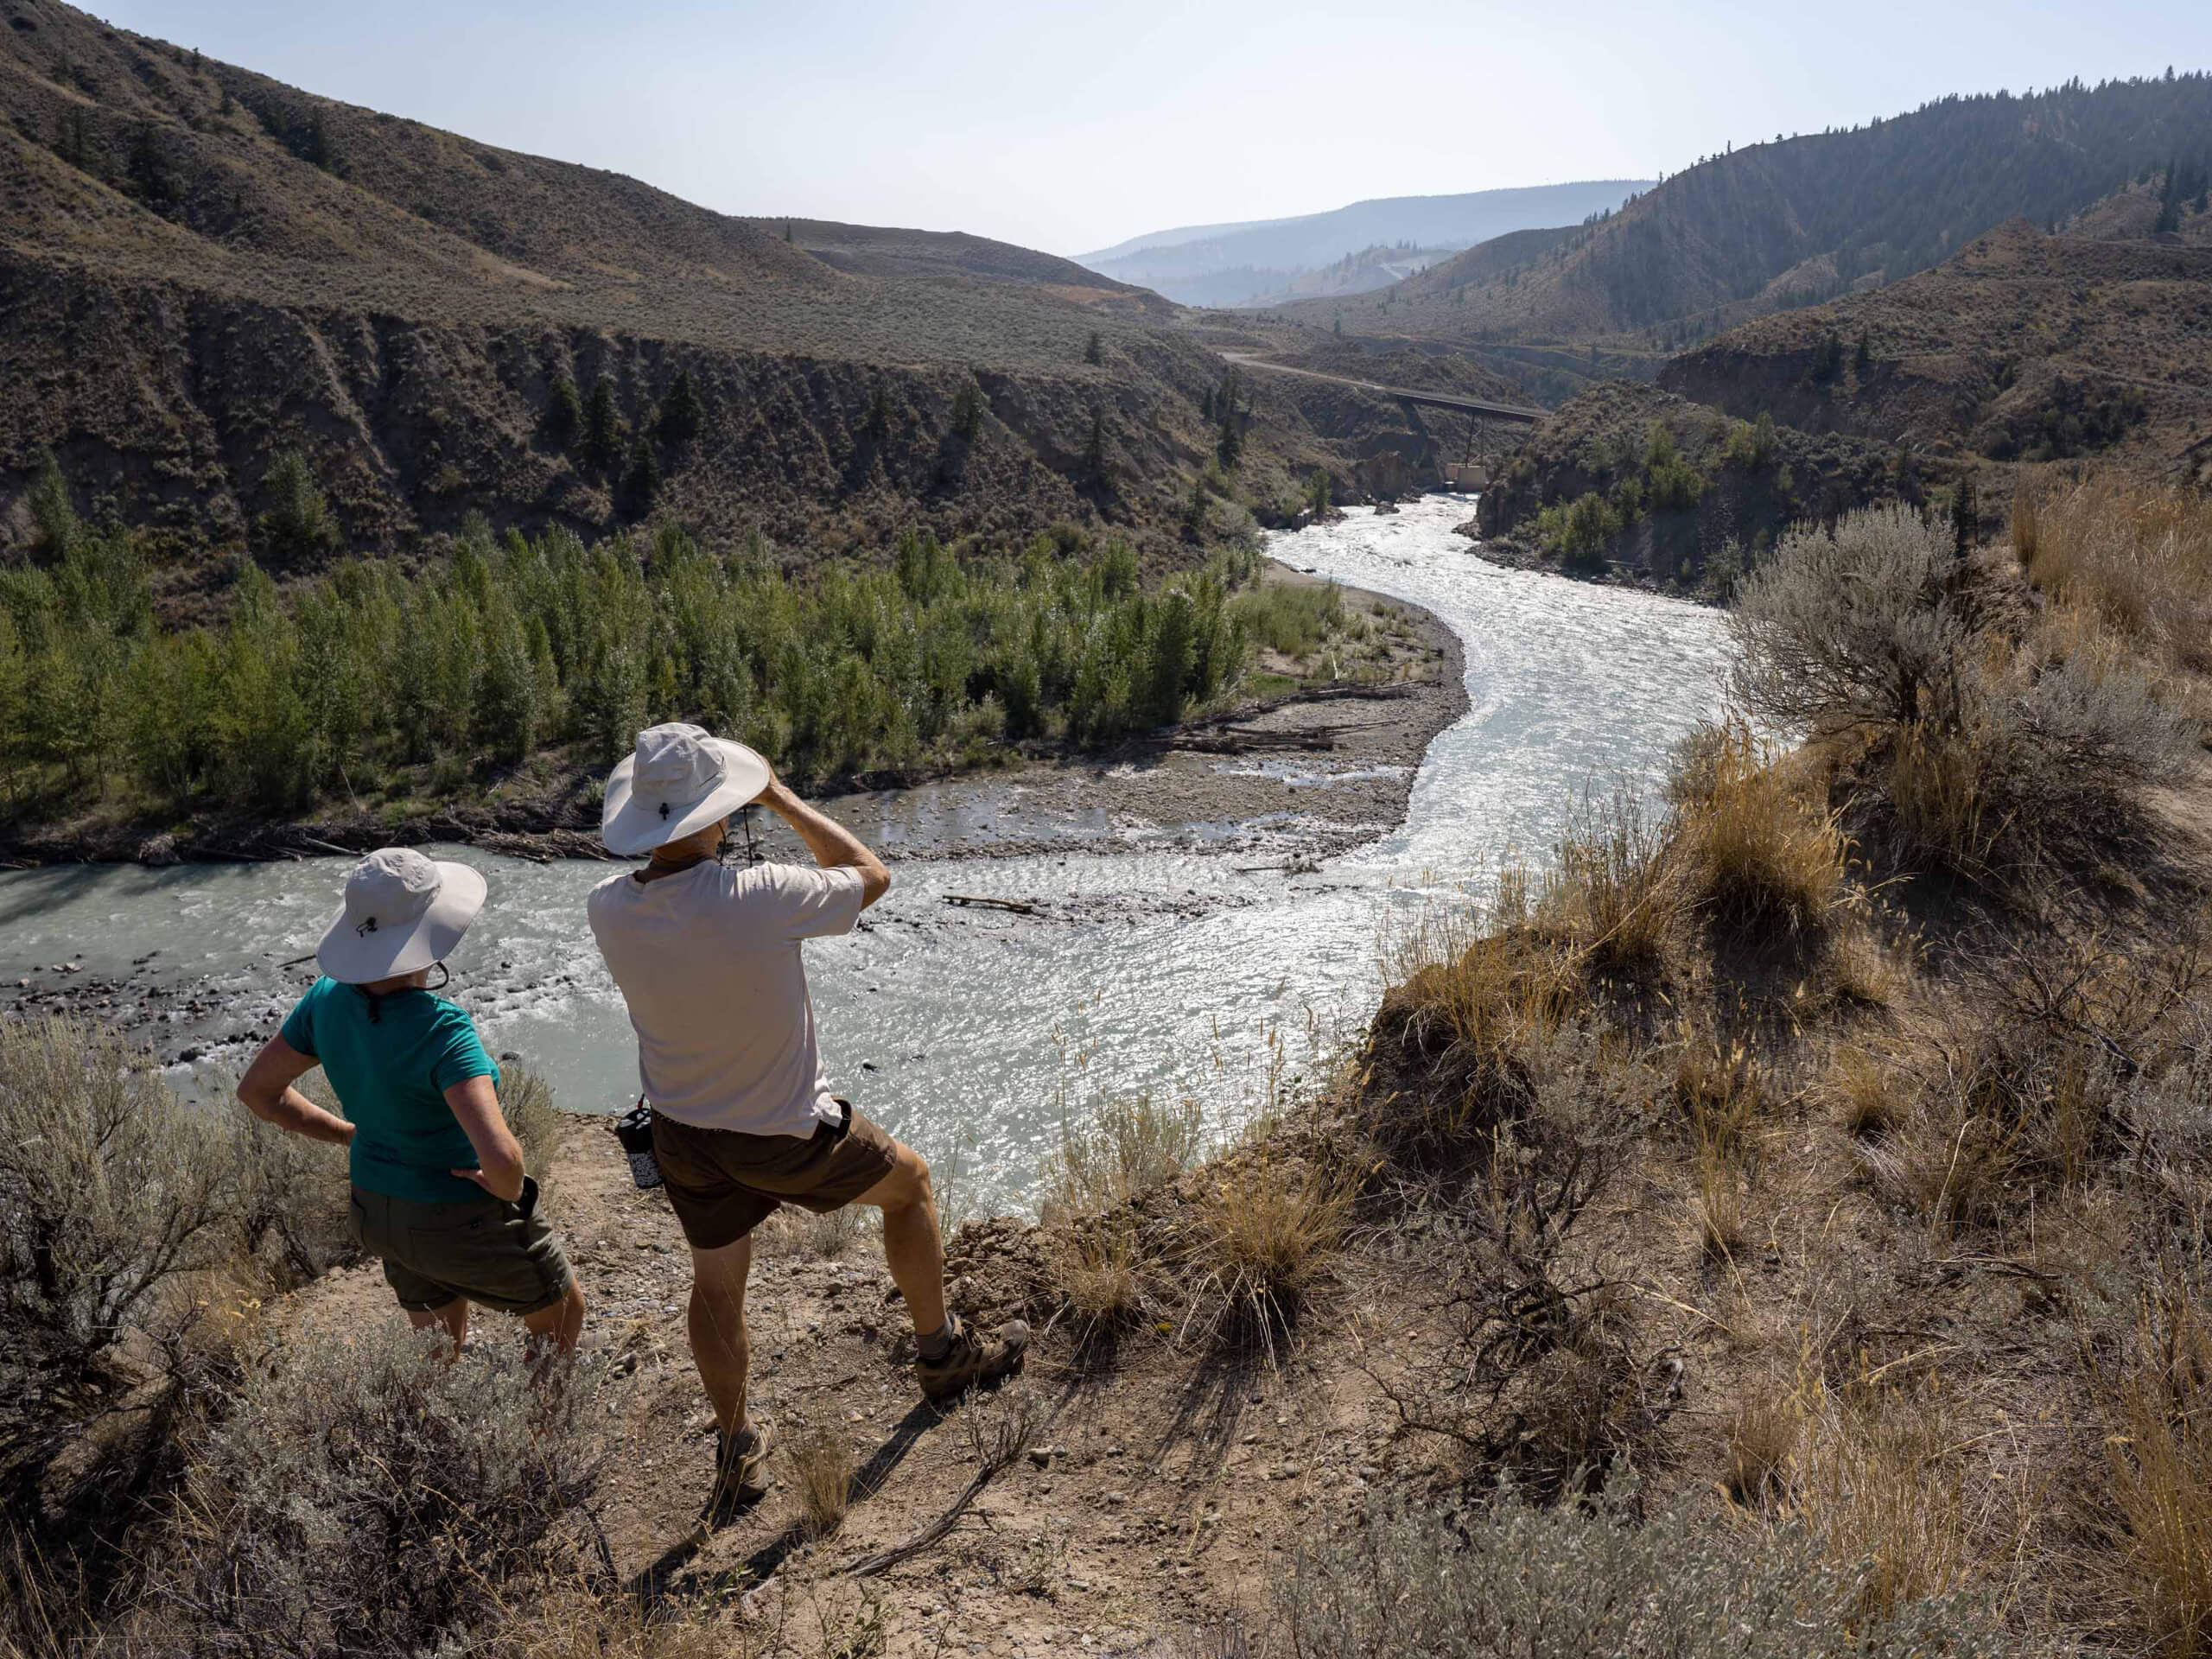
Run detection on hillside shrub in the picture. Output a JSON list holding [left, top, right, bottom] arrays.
[[0, 1016, 230, 1368], [1260, 1484, 2014, 1658], [155, 1321, 601, 1659], [1534, 491, 1620, 569], [252, 450, 340, 568], [1731, 505, 1970, 734]]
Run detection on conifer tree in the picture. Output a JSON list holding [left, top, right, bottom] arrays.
[[2156, 157, 2184, 233], [950, 383, 982, 441], [1083, 411, 1106, 483], [255, 449, 340, 565], [619, 433, 660, 519], [27, 448, 79, 556], [301, 107, 337, 173], [1143, 589, 1198, 725], [656, 367, 702, 447], [581, 375, 626, 477], [541, 373, 583, 452], [1084, 330, 1103, 366]]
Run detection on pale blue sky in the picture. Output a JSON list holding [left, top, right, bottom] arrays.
[[86, 1, 2212, 255]]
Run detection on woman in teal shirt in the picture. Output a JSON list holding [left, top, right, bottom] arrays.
[[238, 848, 585, 1357]]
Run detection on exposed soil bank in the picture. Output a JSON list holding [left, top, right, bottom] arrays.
[[0, 570, 1464, 873]]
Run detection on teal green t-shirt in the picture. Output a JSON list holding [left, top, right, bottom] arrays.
[[280, 976, 501, 1205]]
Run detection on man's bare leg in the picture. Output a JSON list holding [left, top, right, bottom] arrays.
[[407, 1298, 470, 1353], [855, 1142, 948, 1338], [688, 1235, 755, 1435]]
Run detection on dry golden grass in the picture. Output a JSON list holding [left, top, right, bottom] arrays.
[[1046, 1217, 1144, 1327], [796, 1204, 867, 1259], [1694, 1145, 1747, 1262], [1543, 791, 1686, 969], [1827, 1046, 1908, 1139], [785, 1420, 857, 1541], [1823, 922, 1903, 1008], [2100, 1281, 2212, 1657], [1886, 715, 2009, 877], [1199, 1149, 1357, 1332], [2018, 479, 2212, 673], [500, 1064, 563, 1202], [1042, 1092, 1205, 1220], [1790, 1371, 1972, 1620], [484, 1586, 755, 1658], [1673, 1033, 1769, 1163], [1673, 723, 1849, 933], [1725, 1381, 1800, 1508]]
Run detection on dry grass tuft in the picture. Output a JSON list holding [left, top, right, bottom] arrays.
[[1199, 1149, 1357, 1335], [797, 1204, 867, 1259], [1885, 715, 2009, 877], [1828, 1046, 1909, 1139], [1046, 1218, 1144, 1329], [1544, 791, 1686, 969], [786, 1420, 857, 1541], [484, 1585, 758, 1658], [1824, 920, 1904, 1008], [1042, 1092, 1205, 1219], [1673, 722, 1849, 933], [1694, 1146, 1746, 1262], [1725, 1382, 1800, 1508], [499, 1064, 564, 1198]]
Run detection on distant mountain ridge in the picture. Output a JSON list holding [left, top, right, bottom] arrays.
[[1300, 73, 2212, 348], [1077, 181, 1651, 308]]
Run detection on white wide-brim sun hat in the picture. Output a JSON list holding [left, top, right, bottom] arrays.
[[601, 721, 772, 857], [315, 847, 489, 984]]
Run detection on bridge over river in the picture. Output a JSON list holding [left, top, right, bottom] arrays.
[[1219, 353, 1547, 423]]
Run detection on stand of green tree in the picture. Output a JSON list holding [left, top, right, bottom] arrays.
[[0, 462, 1268, 825]]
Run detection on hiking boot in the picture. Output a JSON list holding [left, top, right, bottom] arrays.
[[707, 1419, 772, 1519], [914, 1313, 1031, 1402]]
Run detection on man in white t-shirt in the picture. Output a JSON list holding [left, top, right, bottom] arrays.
[[586, 723, 1027, 1520]]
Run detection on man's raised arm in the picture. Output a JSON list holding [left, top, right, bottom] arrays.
[[756, 772, 892, 907]]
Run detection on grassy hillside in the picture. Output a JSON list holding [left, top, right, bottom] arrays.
[[0, 1, 1379, 567], [1292, 73, 2212, 351], [1660, 218, 2212, 482]]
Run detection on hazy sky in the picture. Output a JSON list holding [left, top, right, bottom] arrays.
[[85, 1, 2212, 255]]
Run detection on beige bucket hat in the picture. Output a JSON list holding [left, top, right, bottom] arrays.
[[601, 722, 772, 857], [315, 848, 488, 984]]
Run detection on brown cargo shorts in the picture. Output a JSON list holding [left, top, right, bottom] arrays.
[[650, 1100, 900, 1250], [348, 1178, 575, 1316]]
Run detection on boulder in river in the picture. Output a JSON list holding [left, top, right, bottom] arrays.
[[137, 834, 180, 867]]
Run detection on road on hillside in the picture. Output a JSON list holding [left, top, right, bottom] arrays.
[[1219, 352, 1547, 423]]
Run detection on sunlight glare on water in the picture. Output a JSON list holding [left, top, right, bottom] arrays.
[[2, 499, 1732, 1213]]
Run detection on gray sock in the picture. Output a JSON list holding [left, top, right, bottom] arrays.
[[917, 1319, 955, 1363]]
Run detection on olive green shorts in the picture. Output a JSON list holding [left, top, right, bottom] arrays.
[[348, 1179, 575, 1316], [651, 1101, 900, 1250]]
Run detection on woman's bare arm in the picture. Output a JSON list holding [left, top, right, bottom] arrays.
[[236, 1036, 355, 1146], [444, 1073, 527, 1202]]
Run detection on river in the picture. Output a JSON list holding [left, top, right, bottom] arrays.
[[0, 498, 1732, 1215]]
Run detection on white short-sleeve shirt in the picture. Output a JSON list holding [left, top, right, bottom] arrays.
[[586, 859, 866, 1138]]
